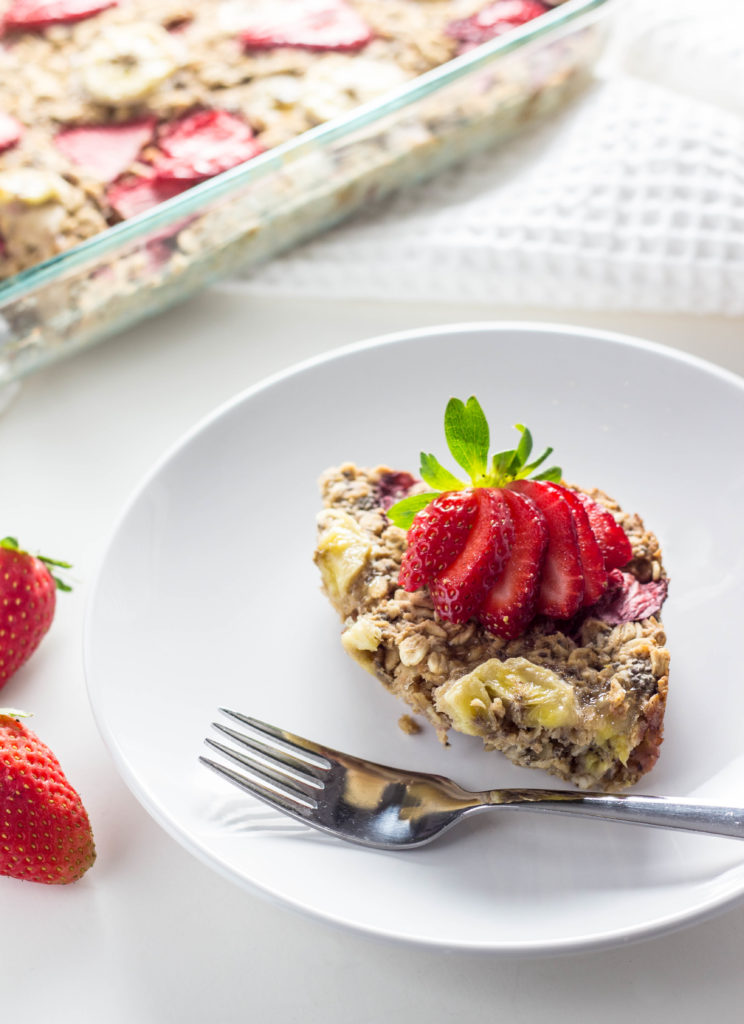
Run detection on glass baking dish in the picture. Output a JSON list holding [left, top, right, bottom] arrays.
[[0, 0, 614, 384]]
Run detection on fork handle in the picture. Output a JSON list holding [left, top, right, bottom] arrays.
[[484, 790, 744, 840]]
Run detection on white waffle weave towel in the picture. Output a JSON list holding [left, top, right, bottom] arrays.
[[240, 0, 744, 314]]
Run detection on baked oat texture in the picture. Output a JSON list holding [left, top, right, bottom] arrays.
[[314, 464, 670, 792], [0, 0, 570, 278]]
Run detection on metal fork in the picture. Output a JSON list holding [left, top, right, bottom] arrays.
[[200, 709, 744, 850]]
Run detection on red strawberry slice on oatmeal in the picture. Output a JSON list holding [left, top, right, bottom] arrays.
[[105, 111, 265, 218], [54, 118, 156, 183], [560, 486, 609, 607], [399, 489, 479, 593], [446, 0, 549, 49], [152, 110, 264, 183], [574, 491, 633, 570], [2, 0, 116, 30], [105, 170, 190, 219], [595, 569, 669, 626], [0, 112, 23, 153], [508, 478, 585, 619], [240, 0, 373, 53], [428, 487, 514, 624], [480, 487, 548, 639], [376, 471, 418, 510]]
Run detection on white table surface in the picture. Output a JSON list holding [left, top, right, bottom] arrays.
[[3, 290, 744, 1021]]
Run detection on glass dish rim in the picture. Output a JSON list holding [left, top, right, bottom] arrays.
[[0, 0, 612, 304]]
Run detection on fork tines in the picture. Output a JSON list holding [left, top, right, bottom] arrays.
[[200, 710, 331, 821]]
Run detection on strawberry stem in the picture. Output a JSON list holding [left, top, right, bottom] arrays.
[[388, 397, 563, 529], [1, 536, 73, 591]]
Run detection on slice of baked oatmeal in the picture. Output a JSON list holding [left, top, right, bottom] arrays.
[[314, 401, 670, 792]]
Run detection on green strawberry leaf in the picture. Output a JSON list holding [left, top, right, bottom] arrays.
[[491, 448, 517, 480], [387, 492, 440, 530], [514, 424, 533, 467], [0, 708, 32, 719], [39, 555, 72, 569], [533, 465, 563, 483], [387, 398, 563, 529], [521, 445, 552, 473], [419, 452, 465, 492], [38, 555, 73, 591], [444, 397, 490, 484], [1, 536, 73, 591]]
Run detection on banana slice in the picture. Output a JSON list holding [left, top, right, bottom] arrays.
[[0, 168, 70, 206], [81, 24, 183, 105], [301, 56, 410, 124], [253, 74, 303, 110]]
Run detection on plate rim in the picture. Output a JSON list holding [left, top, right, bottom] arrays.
[[83, 320, 744, 955]]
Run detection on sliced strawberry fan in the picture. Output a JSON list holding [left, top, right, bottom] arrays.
[[388, 397, 648, 641]]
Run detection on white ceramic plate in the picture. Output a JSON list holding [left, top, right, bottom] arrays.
[[84, 323, 744, 954]]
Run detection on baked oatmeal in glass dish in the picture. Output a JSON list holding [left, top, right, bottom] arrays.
[[0, 1, 613, 380]]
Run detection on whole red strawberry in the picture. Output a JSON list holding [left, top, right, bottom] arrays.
[[0, 711, 95, 884], [0, 537, 71, 689]]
